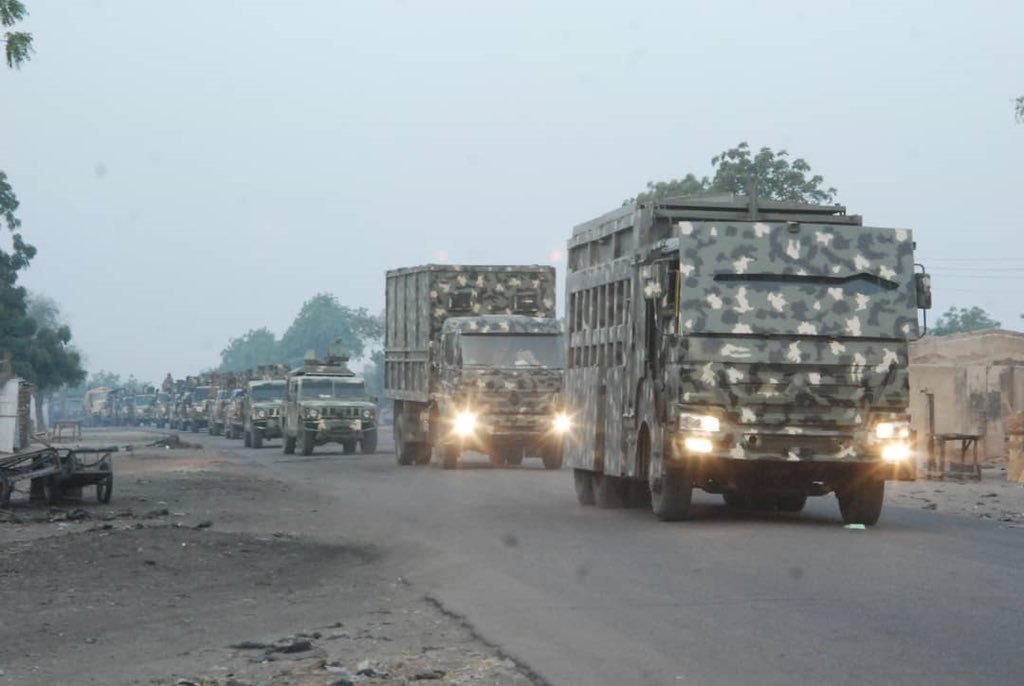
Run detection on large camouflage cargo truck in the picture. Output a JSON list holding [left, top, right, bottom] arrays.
[[384, 264, 568, 470], [281, 347, 379, 456], [566, 194, 932, 525]]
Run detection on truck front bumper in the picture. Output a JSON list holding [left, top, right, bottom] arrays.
[[305, 419, 376, 443]]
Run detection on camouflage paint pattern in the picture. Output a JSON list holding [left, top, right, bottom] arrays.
[[565, 195, 921, 481], [243, 379, 286, 437]]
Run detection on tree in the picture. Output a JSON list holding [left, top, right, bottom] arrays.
[[218, 327, 280, 372], [630, 142, 837, 205], [1, 0, 32, 69], [930, 306, 1001, 336], [87, 370, 123, 389], [279, 294, 383, 368]]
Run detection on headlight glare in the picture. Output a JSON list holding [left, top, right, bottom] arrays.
[[875, 421, 911, 440], [362, 409, 373, 419], [453, 411, 477, 437], [553, 412, 572, 434], [679, 413, 720, 433], [304, 407, 319, 419], [882, 443, 911, 463], [684, 437, 714, 454]]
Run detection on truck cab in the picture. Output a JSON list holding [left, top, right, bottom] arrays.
[[281, 350, 378, 456], [434, 315, 567, 468]]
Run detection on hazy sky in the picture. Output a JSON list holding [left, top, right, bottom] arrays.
[[3, 0, 1022, 383]]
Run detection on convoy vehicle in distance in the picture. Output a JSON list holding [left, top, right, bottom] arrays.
[[208, 388, 232, 436], [384, 264, 568, 469], [565, 193, 931, 524], [224, 388, 246, 439], [183, 385, 213, 433], [244, 379, 286, 448], [131, 394, 156, 426], [281, 346, 378, 456]]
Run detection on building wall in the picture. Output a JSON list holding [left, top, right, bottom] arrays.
[[909, 330, 1024, 461]]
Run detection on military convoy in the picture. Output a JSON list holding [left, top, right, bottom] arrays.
[[281, 346, 378, 456], [384, 265, 568, 469], [76, 190, 932, 528], [564, 193, 930, 525]]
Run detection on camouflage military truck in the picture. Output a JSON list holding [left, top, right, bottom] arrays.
[[384, 265, 568, 470], [83, 387, 111, 426], [243, 379, 286, 448], [224, 388, 247, 439], [565, 194, 931, 525], [155, 391, 173, 429], [183, 385, 213, 433], [281, 346, 378, 456], [207, 388, 232, 435], [131, 394, 157, 426]]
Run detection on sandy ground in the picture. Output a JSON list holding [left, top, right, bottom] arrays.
[[0, 430, 533, 686], [2, 430, 1023, 685]]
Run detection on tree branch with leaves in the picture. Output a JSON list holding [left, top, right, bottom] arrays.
[[1, 0, 32, 69]]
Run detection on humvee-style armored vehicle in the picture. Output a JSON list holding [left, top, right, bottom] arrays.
[[281, 347, 378, 456], [384, 265, 567, 470], [224, 388, 247, 439], [183, 385, 213, 433], [565, 193, 931, 525], [244, 379, 286, 448]]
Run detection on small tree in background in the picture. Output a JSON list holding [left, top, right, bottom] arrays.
[[930, 306, 1001, 336]]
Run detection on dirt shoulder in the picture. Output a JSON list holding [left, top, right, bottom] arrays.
[[0, 431, 535, 686], [888, 465, 1024, 526]]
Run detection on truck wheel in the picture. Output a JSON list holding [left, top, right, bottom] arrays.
[[395, 421, 414, 465], [283, 433, 296, 455], [96, 460, 113, 504], [301, 430, 315, 456], [650, 468, 692, 521], [594, 473, 626, 508], [252, 429, 263, 449], [837, 480, 884, 526], [244, 430, 252, 448], [573, 469, 595, 506], [360, 432, 377, 454], [777, 494, 808, 512], [541, 445, 564, 471]]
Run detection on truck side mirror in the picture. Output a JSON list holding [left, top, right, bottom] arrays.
[[915, 273, 932, 310]]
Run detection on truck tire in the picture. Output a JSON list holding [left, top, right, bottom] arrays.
[[542, 444, 564, 471], [651, 469, 692, 521], [440, 444, 459, 470], [360, 431, 377, 454], [837, 480, 884, 526], [301, 430, 315, 456], [777, 494, 808, 512], [283, 433, 296, 455], [252, 429, 263, 449], [395, 421, 415, 465], [96, 459, 113, 504], [594, 473, 626, 508], [573, 469, 595, 506]]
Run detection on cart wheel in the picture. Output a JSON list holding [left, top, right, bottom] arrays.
[[96, 459, 113, 504]]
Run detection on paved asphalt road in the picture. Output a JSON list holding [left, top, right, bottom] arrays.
[[204, 428, 1023, 686]]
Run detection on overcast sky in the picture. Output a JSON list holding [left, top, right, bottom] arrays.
[[3, 0, 1022, 383]]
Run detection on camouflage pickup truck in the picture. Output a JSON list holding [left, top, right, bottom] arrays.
[[385, 265, 568, 470], [207, 388, 231, 436], [183, 385, 213, 433], [565, 193, 931, 525], [224, 388, 247, 439], [244, 379, 285, 449], [281, 349, 378, 456]]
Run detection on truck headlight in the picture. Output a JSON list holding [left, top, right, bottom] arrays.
[[684, 437, 714, 454], [257, 409, 267, 419], [882, 443, 911, 463], [304, 408, 319, 419], [679, 413, 720, 433], [453, 411, 477, 437], [362, 409, 373, 419], [552, 412, 572, 434], [875, 421, 911, 440]]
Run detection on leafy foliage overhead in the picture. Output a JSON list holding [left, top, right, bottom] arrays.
[[930, 306, 1001, 337], [1, 0, 33, 69], [631, 142, 837, 205]]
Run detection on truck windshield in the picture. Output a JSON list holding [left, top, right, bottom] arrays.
[[300, 379, 366, 399], [251, 384, 285, 402], [460, 334, 565, 368]]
